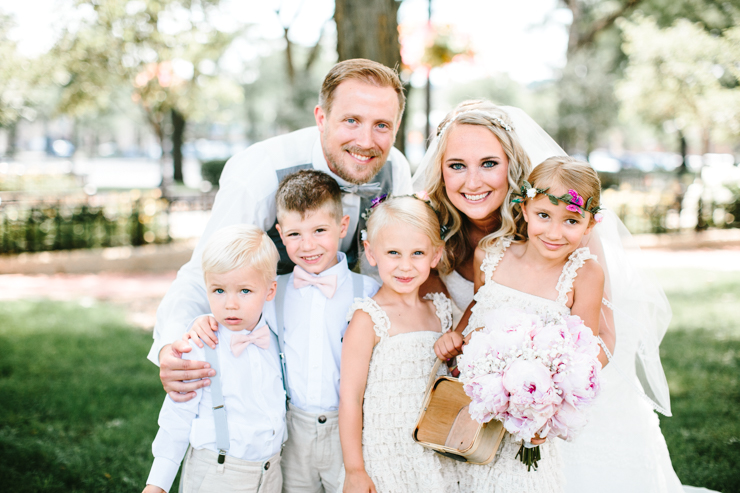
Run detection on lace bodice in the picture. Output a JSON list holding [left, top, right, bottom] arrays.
[[337, 293, 457, 493], [466, 237, 597, 336]]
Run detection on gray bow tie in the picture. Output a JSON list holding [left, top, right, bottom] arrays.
[[340, 182, 383, 199]]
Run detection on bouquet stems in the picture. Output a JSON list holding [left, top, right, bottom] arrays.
[[515, 441, 541, 471]]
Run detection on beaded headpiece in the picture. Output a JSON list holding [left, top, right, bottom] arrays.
[[437, 109, 513, 137]]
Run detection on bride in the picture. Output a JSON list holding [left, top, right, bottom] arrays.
[[414, 99, 713, 493]]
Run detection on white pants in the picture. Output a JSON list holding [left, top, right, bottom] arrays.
[[180, 447, 282, 493], [281, 404, 342, 493]]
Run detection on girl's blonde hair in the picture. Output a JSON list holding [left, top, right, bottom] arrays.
[[365, 196, 448, 273], [424, 100, 533, 269], [518, 156, 602, 234], [202, 224, 279, 285]]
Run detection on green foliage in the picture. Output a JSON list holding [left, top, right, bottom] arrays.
[[54, 0, 243, 141], [655, 269, 740, 489], [618, 16, 740, 151], [0, 300, 167, 492], [199, 159, 227, 186], [0, 196, 170, 254]]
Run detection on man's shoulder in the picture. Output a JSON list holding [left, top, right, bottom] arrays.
[[227, 127, 318, 171]]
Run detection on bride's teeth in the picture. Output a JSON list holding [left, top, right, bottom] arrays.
[[464, 193, 488, 201]]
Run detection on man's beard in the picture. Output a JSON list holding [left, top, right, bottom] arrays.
[[323, 141, 386, 185]]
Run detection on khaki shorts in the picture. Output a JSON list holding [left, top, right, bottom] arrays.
[[281, 404, 342, 493], [180, 447, 282, 493]]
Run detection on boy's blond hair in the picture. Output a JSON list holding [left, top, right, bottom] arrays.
[[201, 224, 279, 284]]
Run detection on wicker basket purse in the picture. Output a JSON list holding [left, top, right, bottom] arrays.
[[412, 359, 505, 464]]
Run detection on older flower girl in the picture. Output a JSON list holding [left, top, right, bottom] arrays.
[[459, 156, 608, 492]]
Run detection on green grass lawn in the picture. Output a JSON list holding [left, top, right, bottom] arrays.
[[654, 268, 740, 492], [0, 267, 738, 492]]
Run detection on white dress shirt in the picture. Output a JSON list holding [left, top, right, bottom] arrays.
[[148, 126, 411, 364], [264, 252, 379, 413], [146, 317, 286, 492]]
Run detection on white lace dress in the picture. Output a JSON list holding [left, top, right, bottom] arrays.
[[457, 237, 600, 493], [337, 293, 459, 493]]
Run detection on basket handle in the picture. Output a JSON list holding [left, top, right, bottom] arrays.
[[425, 358, 444, 396]]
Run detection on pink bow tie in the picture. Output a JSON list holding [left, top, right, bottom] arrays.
[[230, 325, 270, 356], [293, 266, 337, 298]]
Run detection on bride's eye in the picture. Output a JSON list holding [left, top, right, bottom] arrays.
[[449, 162, 465, 171], [482, 160, 497, 168]]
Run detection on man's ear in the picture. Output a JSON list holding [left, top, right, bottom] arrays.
[[338, 214, 350, 239], [265, 280, 277, 302], [314, 105, 326, 132], [363, 240, 378, 267]]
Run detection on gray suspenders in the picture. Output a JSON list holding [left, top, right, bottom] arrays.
[[272, 272, 365, 406], [203, 344, 230, 464]]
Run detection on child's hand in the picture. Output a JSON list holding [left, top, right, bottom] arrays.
[[184, 315, 219, 349], [142, 485, 165, 493], [343, 469, 377, 493], [531, 433, 546, 446], [434, 331, 464, 360]]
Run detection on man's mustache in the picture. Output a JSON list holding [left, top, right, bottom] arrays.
[[342, 145, 381, 158]]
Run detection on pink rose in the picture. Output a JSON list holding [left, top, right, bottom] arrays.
[[555, 352, 601, 407], [530, 322, 568, 351], [464, 373, 509, 423]]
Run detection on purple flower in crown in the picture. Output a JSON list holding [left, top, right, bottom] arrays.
[[566, 204, 582, 214], [568, 189, 584, 207], [371, 194, 388, 208]]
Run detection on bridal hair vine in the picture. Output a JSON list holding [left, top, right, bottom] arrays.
[[511, 181, 603, 222], [437, 109, 513, 137], [360, 192, 450, 240]]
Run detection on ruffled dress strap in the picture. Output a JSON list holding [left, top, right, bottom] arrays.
[[423, 292, 453, 333], [347, 298, 391, 340], [480, 236, 513, 282], [555, 247, 598, 306]]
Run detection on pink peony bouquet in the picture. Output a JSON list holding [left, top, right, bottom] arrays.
[[458, 308, 602, 470]]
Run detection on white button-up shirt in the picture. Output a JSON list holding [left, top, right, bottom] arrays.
[[264, 252, 379, 413], [146, 317, 285, 492], [148, 126, 411, 364]]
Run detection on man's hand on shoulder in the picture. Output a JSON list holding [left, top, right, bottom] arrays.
[[158, 341, 215, 402]]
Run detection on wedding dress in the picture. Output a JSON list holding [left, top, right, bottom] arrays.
[[415, 105, 716, 493]]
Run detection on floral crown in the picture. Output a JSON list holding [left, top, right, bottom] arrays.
[[437, 109, 513, 137], [511, 181, 603, 222], [360, 192, 450, 241]]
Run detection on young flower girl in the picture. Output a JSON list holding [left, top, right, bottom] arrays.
[[459, 156, 608, 492], [337, 195, 458, 493]]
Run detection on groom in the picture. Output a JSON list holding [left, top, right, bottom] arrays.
[[150, 58, 412, 400]]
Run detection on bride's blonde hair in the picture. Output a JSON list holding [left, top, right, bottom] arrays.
[[424, 100, 532, 270]]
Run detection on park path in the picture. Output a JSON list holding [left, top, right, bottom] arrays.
[[1, 247, 738, 330]]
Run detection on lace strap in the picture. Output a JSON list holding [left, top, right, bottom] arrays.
[[423, 292, 453, 333], [479, 236, 512, 281], [346, 298, 390, 339], [555, 247, 598, 306]]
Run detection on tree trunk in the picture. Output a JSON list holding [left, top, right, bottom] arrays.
[[334, 0, 403, 152], [171, 108, 186, 184]]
